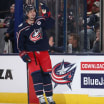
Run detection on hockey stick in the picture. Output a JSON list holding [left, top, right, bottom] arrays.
[[26, 63, 29, 104]]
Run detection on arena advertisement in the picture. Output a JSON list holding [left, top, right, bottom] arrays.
[[0, 55, 104, 104], [0, 55, 28, 103], [51, 55, 104, 95], [50, 55, 104, 104]]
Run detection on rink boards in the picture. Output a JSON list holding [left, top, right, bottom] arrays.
[[0, 93, 104, 104], [0, 55, 104, 104]]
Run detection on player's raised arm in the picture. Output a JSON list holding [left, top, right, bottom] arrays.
[[39, 2, 55, 29]]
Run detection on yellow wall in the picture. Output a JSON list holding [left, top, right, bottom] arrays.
[[53, 94, 104, 104], [0, 93, 28, 104], [0, 93, 104, 104]]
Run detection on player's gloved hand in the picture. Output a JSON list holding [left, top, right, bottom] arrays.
[[22, 54, 31, 63], [40, 2, 51, 18], [19, 51, 31, 63]]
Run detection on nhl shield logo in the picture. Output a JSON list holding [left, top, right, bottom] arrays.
[[51, 60, 76, 90]]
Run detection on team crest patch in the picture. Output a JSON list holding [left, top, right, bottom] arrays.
[[29, 28, 42, 42], [51, 60, 76, 90], [37, 21, 41, 25]]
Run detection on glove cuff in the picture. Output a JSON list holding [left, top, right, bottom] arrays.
[[42, 11, 51, 18], [19, 51, 26, 57]]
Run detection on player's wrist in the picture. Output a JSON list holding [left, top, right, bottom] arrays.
[[19, 51, 31, 63], [19, 51, 26, 57]]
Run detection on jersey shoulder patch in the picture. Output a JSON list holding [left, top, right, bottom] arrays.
[[35, 16, 45, 25]]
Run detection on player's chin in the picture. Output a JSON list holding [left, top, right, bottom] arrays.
[[30, 17, 35, 21]]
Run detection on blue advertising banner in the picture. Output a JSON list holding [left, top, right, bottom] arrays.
[[81, 73, 104, 88]]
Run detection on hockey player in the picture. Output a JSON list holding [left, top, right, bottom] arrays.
[[17, 3, 55, 104]]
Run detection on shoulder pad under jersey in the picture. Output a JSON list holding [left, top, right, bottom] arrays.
[[35, 16, 45, 25]]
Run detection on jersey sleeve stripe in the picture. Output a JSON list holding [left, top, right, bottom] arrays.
[[35, 17, 45, 23], [17, 26, 30, 51]]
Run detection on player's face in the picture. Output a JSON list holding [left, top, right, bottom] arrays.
[[27, 9, 36, 21]]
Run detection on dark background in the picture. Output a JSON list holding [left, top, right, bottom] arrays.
[[0, 0, 15, 18]]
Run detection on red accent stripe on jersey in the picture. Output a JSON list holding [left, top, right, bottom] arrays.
[[19, 51, 26, 57]]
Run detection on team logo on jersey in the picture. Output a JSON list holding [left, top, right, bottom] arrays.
[[37, 21, 41, 25], [51, 60, 76, 90], [29, 28, 42, 43]]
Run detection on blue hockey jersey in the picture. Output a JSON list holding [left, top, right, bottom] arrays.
[[17, 16, 54, 52]]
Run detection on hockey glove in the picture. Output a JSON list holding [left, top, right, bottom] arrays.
[[40, 2, 51, 18], [19, 51, 31, 63]]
